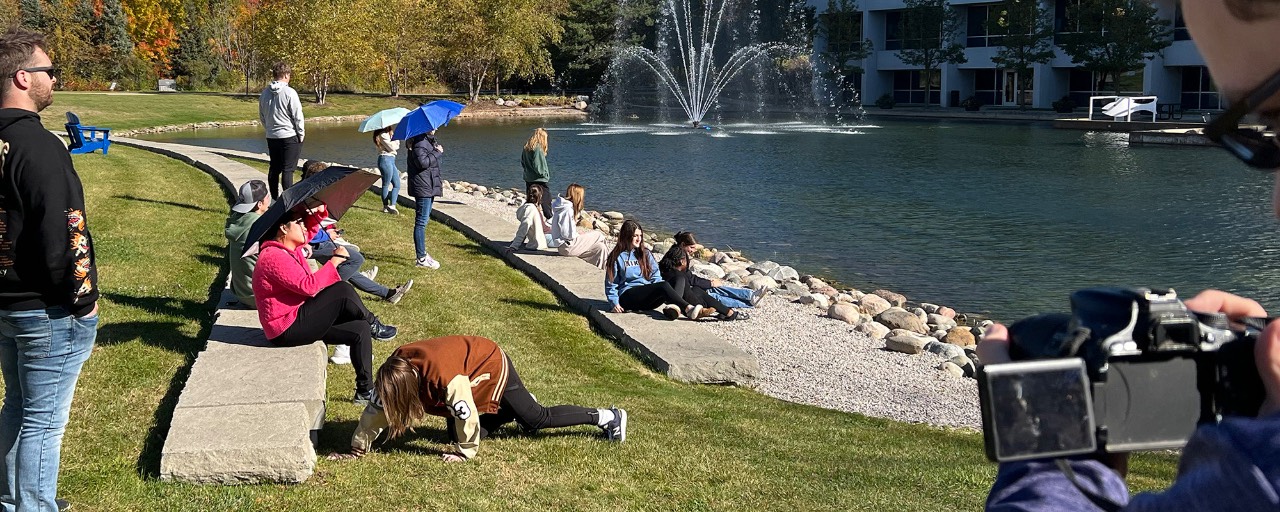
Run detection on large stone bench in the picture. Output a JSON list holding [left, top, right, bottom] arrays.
[[159, 288, 327, 484]]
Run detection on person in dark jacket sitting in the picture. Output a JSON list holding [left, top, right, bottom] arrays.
[[407, 130, 443, 269], [658, 244, 748, 321]]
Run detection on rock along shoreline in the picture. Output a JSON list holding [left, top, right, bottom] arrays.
[[440, 179, 985, 429]]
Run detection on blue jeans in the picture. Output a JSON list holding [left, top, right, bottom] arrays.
[[311, 241, 389, 298], [708, 286, 755, 309], [377, 155, 400, 205], [0, 307, 97, 512], [414, 196, 434, 260]]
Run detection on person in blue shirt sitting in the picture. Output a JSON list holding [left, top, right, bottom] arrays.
[[605, 220, 714, 320]]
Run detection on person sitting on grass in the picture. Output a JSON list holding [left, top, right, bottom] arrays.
[[326, 335, 628, 463], [505, 183, 551, 253], [225, 179, 270, 308], [657, 243, 748, 321], [252, 206, 399, 404], [605, 220, 713, 320], [674, 231, 762, 310]]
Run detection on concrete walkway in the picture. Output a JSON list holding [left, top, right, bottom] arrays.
[[111, 136, 759, 385]]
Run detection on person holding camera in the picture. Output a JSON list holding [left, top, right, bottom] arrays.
[[981, 4, 1280, 509]]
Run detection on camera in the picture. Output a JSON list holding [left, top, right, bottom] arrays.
[[978, 287, 1266, 462]]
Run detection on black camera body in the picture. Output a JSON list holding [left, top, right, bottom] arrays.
[[978, 287, 1266, 462]]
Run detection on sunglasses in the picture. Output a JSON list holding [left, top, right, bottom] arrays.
[[15, 66, 59, 81], [1205, 68, 1280, 170]]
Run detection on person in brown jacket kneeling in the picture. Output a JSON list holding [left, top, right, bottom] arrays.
[[327, 335, 628, 462]]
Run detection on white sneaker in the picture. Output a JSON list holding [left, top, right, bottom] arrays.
[[330, 345, 352, 365], [359, 265, 378, 281], [415, 254, 441, 269]]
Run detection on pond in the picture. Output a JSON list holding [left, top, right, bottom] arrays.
[[146, 117, 1280, 322]]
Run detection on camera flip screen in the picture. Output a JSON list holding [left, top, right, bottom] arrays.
[[980, 358, 1097, 462]]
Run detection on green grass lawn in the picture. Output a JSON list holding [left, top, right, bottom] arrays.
[[44, 92, 439, 132], [33, 144, 1180, 510]]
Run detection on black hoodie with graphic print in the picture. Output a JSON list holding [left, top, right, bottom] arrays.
[[0, 108, 98, 317]]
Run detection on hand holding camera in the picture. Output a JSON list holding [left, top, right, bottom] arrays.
[[977, 287, 1277, 463]]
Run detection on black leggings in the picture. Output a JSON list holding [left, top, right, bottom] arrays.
[[266, 136, 302, 199], [618, 282, 691, 312], [668, 272, 730, 316], [270, 282, 374, 392], [472, 359, 598, 438]]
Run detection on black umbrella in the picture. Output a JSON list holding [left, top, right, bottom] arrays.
[[242, 165, 382, 258]]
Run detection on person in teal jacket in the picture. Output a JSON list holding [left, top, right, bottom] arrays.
[[604, 220, 711, 320], [225, 180, 270, 308]]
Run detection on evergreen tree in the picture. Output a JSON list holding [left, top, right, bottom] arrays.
[[101, 0, 135, 78], [20, 0, 45, 29], [171, 0, 219, 88], [549, 0, 658, 92]]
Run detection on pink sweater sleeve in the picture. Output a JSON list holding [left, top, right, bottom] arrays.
[[257, 246, 341, 298]]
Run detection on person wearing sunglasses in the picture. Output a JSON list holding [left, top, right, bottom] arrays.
[[0, 27, 97, 511], [983, 2, 1280, 510]]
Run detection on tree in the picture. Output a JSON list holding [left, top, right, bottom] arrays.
[[437, 0, 567, 102], [895, 0, 965, 106], [124, 0, 183, 74], [100, 0, 136, 78], [370, 0, 436, 97], [220, 0, 263, 95], [254, 0, 378, 103], [987, 0, 1054, 108], [0, 0, 20, 26], [549, 0, 659, 92], [1058, 0, 1172, 95], [816, 0, 872, 104], [20, 0, 44, 29], [171, 0, 221, 88]]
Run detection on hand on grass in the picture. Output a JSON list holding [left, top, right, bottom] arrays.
[[441, 453, 466, 463], [326, 448, 364, 461]]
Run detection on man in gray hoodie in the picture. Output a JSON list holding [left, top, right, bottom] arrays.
[[259, 62, 305, 199]]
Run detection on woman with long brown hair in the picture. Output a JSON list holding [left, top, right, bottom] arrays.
[[550, 183, 608, 268], [327, 335, 628, 462], [604, 220, 713, 320], [521, 127, 553, 218]]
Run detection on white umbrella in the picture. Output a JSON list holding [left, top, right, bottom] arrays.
[[358, 107, 412, 133]]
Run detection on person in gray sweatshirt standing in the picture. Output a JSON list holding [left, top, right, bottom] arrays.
[[259, 62, 305, 199]]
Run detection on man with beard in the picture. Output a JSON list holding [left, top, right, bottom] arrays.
[[0, 27, 100, 512]]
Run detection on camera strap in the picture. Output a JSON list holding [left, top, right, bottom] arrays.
[[1055, 459, 1124, 512]]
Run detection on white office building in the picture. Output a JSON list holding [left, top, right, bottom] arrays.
[[810, 0, 1222, 111]]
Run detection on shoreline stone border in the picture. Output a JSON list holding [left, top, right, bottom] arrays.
[[114, 106, 587, 137]]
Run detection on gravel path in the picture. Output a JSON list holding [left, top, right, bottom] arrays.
[[441, 184, 981, 430]]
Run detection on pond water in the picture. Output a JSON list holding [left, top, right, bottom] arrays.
[[147, 117, 1280, 321]]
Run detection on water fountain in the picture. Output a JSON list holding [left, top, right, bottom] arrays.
[[602, 0, 801, 126]]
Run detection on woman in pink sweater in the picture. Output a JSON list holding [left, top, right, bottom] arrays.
[[252, 206, 397, 404]]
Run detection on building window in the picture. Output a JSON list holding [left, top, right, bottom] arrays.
[[1173, 5, 1190, 41], [1180, 66, 1223, 110], [885, 11, 904, 51], [893, 70, 941, 105], [967, 5, 1005, 48], [973, 69, 1001, 105], [822, 10, 865, 53], [1053, 0, 1081, 43]]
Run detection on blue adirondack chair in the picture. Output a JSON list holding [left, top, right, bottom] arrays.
[[64, 112, 111, 155]]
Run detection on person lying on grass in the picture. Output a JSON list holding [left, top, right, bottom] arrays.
[[327, 335, 628, 463]]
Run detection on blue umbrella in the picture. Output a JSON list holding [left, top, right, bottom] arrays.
[[391, 100, 466, 141], [358, 107, 411, 132]]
